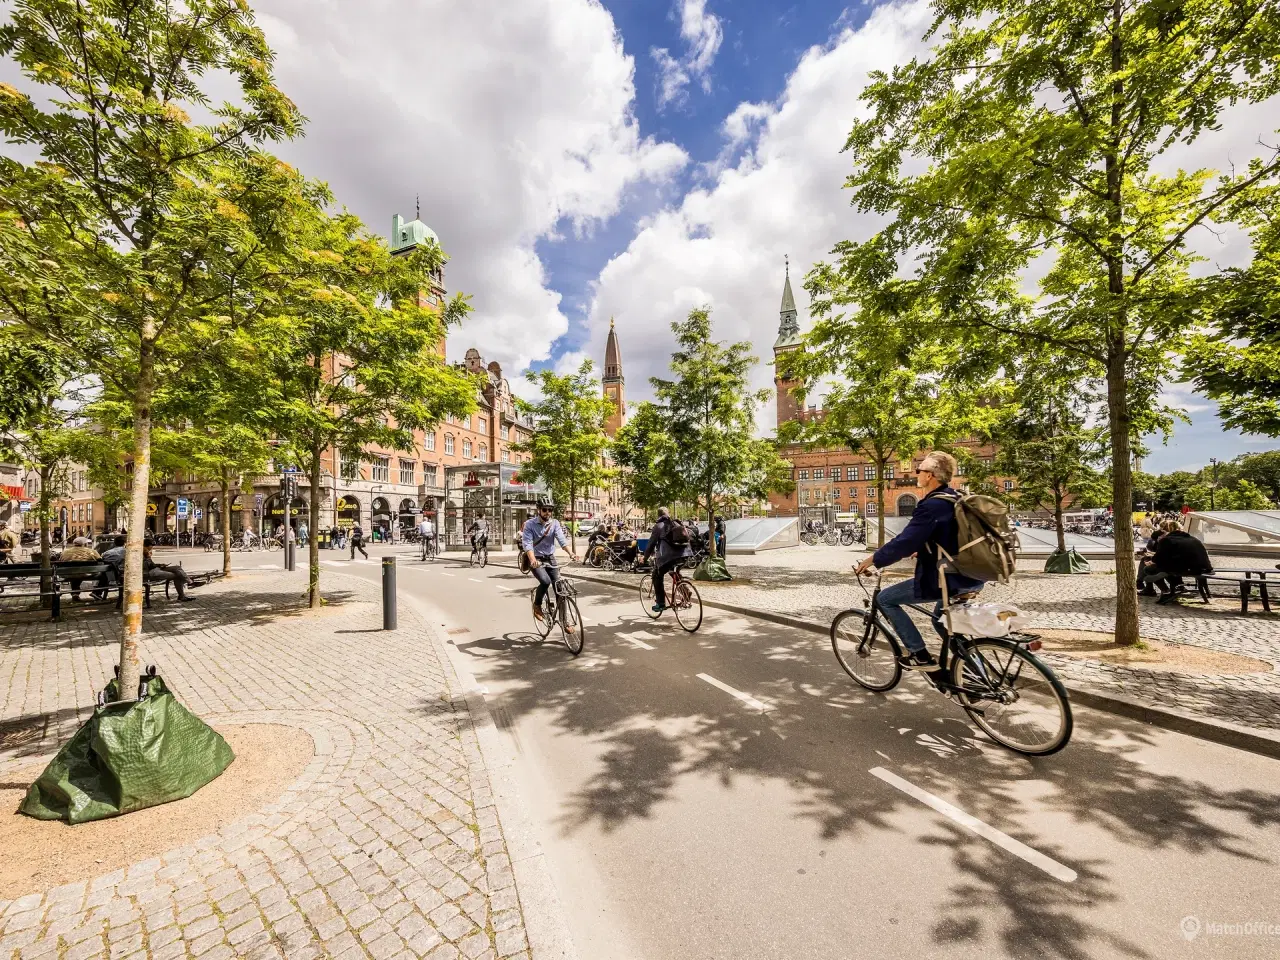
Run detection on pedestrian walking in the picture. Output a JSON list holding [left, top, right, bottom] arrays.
[[349, 523, 368, 560]]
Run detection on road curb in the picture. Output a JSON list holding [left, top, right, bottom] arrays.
[[453, 557, 1280, 763]]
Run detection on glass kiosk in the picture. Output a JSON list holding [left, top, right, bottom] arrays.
[[443, 463, 549, 551]]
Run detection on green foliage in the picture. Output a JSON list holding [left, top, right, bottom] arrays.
[[835, 0, 1280, 641], [649, 308, 790, 554], [514, 360, 614, 546], [610, 402, 680, 511]]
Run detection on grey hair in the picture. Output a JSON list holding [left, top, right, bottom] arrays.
[[657, 506, 670, 518], [920, 451, 957, 484]]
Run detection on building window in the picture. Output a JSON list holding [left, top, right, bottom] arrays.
[[849, 487, 858, 498], [831, 467, 842, 482], [955, 459, 964, 476], [463, 439, 472, 459], [886, 464, 895, 479], [833, 488, 840, 499], [478, 443, 487, 461], [864, 466, 875, 480], [463, 415, 471, 430], [423, 463, 438, 486], [425, 431, 436, 451], [866, 486, 875, 498], [478, 417, 486, 434], [372, 456, 389, 482], [341, 451, 360, 481], [799, 469, 809, 481], [502, 449, 510, 463], [399, 459, 415, 485], [801, 489, 810, 504], [814, 468, 824, 480], [866, 502, 878, 516], [501, 424, 510, 440], [444, 434, 455, 455], [1004, 480, 1015, 492]]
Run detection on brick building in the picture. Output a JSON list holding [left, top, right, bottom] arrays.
[[767, 260, 1010, 520]]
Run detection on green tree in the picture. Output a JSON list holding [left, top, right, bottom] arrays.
[[1224, 451, 1280, 505], [0, 0, 305, 688], [514, 361, 615, 553], [985, 360, 1111, 553], [610, 401, 681, 513], [262, 206, 477, 607], [836, 0, 1280, 643], [650, 308, 789, 557], [777, 292, 971, 547]]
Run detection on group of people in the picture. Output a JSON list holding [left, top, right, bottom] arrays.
[[0, 528, 196, 602], [1136, 517, 1213, 604]]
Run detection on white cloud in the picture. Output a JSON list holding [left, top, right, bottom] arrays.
[[251, 0, 687, 380], [651, 0, 724, 111]]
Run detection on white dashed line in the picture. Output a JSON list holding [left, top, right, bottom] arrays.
[[697, 673, 771, 712], [869, 767, 1077, 883], [439, 572, 454, 577], [256, 564, 280, 569], [468, 577, 484, 583], [620, 635, 655, 650]]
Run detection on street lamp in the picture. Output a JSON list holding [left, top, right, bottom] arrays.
[[1209, 457, 1219, 511]]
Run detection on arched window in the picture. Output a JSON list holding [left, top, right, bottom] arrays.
[[478, 443, 487, 461], [445, 434, 455, 455]]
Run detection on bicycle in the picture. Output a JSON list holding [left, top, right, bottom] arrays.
[[469, 537, 488, 568], [830, 571, 1072, 756], [529, 567, 585, 656], [419, 536, 436, 562], [823, 528, 840, 546], [639, 561, 703, 632]]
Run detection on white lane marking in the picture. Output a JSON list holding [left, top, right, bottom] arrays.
[[469, 577, 484, 583], [439, 572, 454, 577], [869, 767, 1077, 883], [257, 564, 280, 569], [697, 674, 771, 712], [621, 635, 655, 650]]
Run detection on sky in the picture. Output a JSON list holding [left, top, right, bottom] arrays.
[[4, 0, 1275, 474]]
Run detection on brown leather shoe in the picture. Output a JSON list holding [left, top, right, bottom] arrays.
[[532, 603, 544, 622]]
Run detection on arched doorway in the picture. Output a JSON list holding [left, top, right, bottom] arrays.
[[208, 497, 220, 533], [897, 494, 918, 517], [372, 497, 392, 541], [264, 494, 307, 533], [336, 495, 360, 529], [398, 498, 416, 535], [229, 495, 245, 533]]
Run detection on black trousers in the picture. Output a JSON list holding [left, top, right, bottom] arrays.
[[652, 558, 682, 607]]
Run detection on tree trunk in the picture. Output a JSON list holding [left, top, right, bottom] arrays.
[[119, 339, 155, 697], [308, 444, 322, 608], [1053, 483, 1066, 554], [38, 463, 52, 609], [219, 470, 232, 578], [1106, 350, 1139, 646]]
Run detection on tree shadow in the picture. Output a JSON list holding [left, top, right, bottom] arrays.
[[441, 578, 1280, 956]]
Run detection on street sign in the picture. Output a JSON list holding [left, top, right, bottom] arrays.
[[195, 507, 203, 521], [19, 501, 31, 512], [281, 465, 302, 475], [177, 498, 189, 519]]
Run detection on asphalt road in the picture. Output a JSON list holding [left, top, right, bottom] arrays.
[[211, 546, 1280, 960]]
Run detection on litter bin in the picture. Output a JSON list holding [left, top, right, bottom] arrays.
[[317, 530, 332, 550]]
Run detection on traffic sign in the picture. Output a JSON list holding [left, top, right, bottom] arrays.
[[281, 466, 302, 475], [195, 507, 203, 521], [176, 498, 189, 519]]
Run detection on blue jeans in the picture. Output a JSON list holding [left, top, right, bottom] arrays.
[[531, 556, 560, 606], [876, 579, 941, 655]]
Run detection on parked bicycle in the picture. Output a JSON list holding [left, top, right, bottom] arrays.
[[829, 572, 1072, 755], [530, 574, 585, 655], [639, 560, 703, 632]]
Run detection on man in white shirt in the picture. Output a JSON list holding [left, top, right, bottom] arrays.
[[417, 515, 435, 560]]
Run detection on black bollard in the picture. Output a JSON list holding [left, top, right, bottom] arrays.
[[382, 556, 397, 630]]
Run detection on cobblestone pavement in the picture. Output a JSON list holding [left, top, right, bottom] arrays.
[[612, 547, 1280, 733], [0, 571, 533, 960]]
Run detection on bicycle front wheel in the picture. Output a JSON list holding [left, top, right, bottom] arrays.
[[672, 579, 702, 632], [952, 637, 1073, 756], [559, 596, 584, 656], [831, 609, 902, 692], [639, 575, 662, 619], [480, 547, 488, 568]]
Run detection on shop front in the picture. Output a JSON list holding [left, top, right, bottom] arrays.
[[442, 463, 549, 551]]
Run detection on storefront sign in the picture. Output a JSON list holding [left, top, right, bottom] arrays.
[[463, 472, 481, 487], [146, 503, 157, 516]]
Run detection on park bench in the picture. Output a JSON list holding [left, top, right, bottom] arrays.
[[0, 561, 116, 619], [1192, 568, 1275, 614]]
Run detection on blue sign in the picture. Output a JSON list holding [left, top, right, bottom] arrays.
[[281, 466, 302, 475], [194, 507, 203, 521], [176, 498, 189, 519]]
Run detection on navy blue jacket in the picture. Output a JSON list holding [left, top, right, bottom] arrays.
[[871, 486, 986, 601]]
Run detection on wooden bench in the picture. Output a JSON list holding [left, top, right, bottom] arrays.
[[1194, 569, 1274, 614], [0, 562, 117, 619]]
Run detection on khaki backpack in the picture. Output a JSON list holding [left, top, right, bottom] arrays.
[[936, 493, 1018, 583]]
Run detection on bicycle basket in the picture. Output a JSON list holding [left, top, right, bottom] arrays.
[[947, 602, 1033, 638]]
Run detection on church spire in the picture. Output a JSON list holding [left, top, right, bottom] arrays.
[[603, 318, 625, 437], [604, 316, 623, 382], [775, 254, 801, 349]]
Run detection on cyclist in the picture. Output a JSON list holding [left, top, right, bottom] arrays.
[[853, 451, 985, 669], [640, 507, 691, 614], [417, 514, 435, 560], [468, 516, 489, 558], [522, 503, 578, 624]]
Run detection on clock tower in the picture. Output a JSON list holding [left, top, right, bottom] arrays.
[[603, 318, 625, 438]]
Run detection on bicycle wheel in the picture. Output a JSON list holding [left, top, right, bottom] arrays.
[[529, 587, 554, 639], [824, 531, 839, 546], [559, 596, 584, 656], [831, 609, 902, 692], [672, 579, 702, 632], [639, 575, 662, 619], [480, 546, 488, 568], [951, 637, 1073, 756], [469, 549, 479, 568]]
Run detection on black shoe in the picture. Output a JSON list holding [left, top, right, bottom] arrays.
[[1156, 592, 1176, 606], [900, 650, 937, 670], [1138, 588, 1157, 597]]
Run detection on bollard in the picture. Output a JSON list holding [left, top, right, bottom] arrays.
[[285, 531, 295, 572], [382, 556, 397, 630]]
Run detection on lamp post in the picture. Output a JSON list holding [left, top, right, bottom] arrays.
[[1209, 457, 1219, 511]]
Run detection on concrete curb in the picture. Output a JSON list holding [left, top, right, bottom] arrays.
[[448, 556, 1280, 763]]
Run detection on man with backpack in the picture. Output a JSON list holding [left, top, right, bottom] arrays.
[[641, 507, 692, 614], [349, 523, 368, 560], [854, 451, 999, 668]]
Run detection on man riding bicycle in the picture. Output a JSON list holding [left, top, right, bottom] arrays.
[[853, 451, 985, 669], [522, 503, 578, 624], [641, 507, 691, 614], [468, 516, 489, 555], [417, 514, 434, 559]]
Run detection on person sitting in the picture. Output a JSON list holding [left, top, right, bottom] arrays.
[[1137, 519, 1177, 595], [101, 534, 127, 565], [143, 541, 194, 601], [1144, 524, 1213, 605], [0, 520, 19, 564], [57, 537, 103, 601]]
